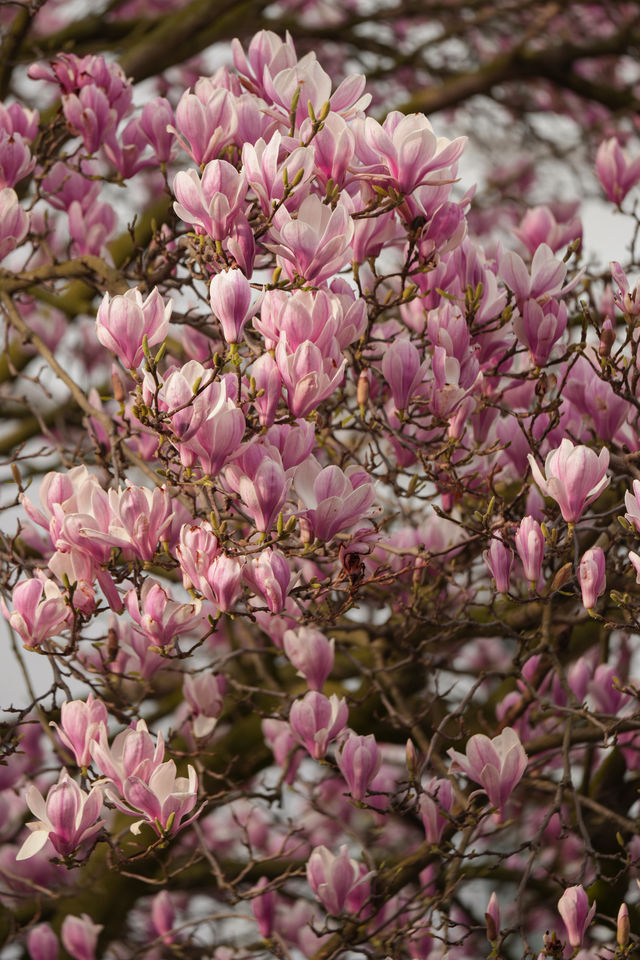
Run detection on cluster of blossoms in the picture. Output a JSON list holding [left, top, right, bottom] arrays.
[[2, 15, 640, 960]]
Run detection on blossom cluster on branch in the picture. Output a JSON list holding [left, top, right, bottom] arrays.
[[2, 9, 640, 960]]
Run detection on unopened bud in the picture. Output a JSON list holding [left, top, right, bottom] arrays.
[[550, 561, 573, 591], [485, 891, 500, 942], [599, 325, 616, 358], [617, 902, 629, 948], [111, 366, 126, 404], [406, 738, 418, 778], [357, 371, 370, 407]]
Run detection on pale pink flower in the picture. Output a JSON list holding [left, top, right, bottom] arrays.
[[557, 885, 596, 948], [61, 913, 102, 960], [0, 187, 29, 260], [7, 578, 69, 649], [50, 694, 108, 768], [528, 439, 610, 523], [173, 160, 246, 239], [16, 770, 104, 861], [267, 194, 353, 284], [183, 673, 226, 738], [125, 579, 202, 648], [283, 626, 334, 691], [514, 516, 545, 586], [337, 732, 381, 803], [294, 457, 377, 541], [307, 844, 371, 916], [289, 691, 348, 759], [106, 759, 199, 837], [596, 137, 640, 205], [578, 547, 606, 611], [483, 535, 513, 594], [90, 719, 164, 793], [447, 727, 527, 813], [95, 287, 172, 370], [419, 777, 455, 844]]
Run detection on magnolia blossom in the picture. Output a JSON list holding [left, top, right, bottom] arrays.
[[306, 845, 371, 916], [50, 694, 108, 768], [289, 691, 348, 759], [557, 885, 596, 948], [17, 770, 104, 861], [294, 457, 377, 541], [447, 727, 527, 813], [106, 760, 199, 837], [528, 439, 610, 523], [95, 288, 172, 370]]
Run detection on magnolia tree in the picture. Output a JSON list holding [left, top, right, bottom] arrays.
[[3, 4, 640, 960]]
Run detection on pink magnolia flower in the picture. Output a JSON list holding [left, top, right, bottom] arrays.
[[610, 261, 640, 317], [233, 449, 291, 534], [170, 81, 237, 166], [27, 924, 59, 960], [103, 116, 153, 179], [106, 759, 199, 837], [61, 914, 102, 960], [289, 691, 348, 759], [307, 845, 371, 916], [294, 457, 377, 541], [174, 521, 220, 592], [447, 727, 527, 814], [557, 885, 596, 948], [125, 579, 203, 648], [244, 548, 291, 614], [262, 718, 303, 785], [183, 672, 226, 738], [209, 268, 261, 344], [173, 160, 247, 239], [337, 732, 381, 803], [419, 777, 455, 844], [381, 339, 429, 412], [283, 626, 334, 691], [68, 199, 116, 257], [276, 337, 346, 418], [578, 547, 606, 611], [596, 137, 640, 205], [483, 535, 513, 594], [514, 516, 545, 586], [513, 297, 567, 366], [139, 96, 175, 163], [0, 130, 35, 188], [252, 876, 276, 938], [268, 194, 354, 284], [242, 130, 314, 215], [0, 187, 29, 260], [62, 85, 117, 154], [180, 381, 245, 476], [354, 111, 466, 193], [203, 552, 245, 612], [486, 892, 500, 942], [514, 204, 582, 255], [0, 102, 39, 141], [7, 578, 69, 649], [50, 694, 108, 768], [16, 770, 104, 861], [528, 439, 610, 523], [151, 890, 175, 946], [249, 353, 281, 427], [100, 484, 174, 562], [501, 243, 578, 310], [90, 719, 164, 793], [95, 287, 172, 370]]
